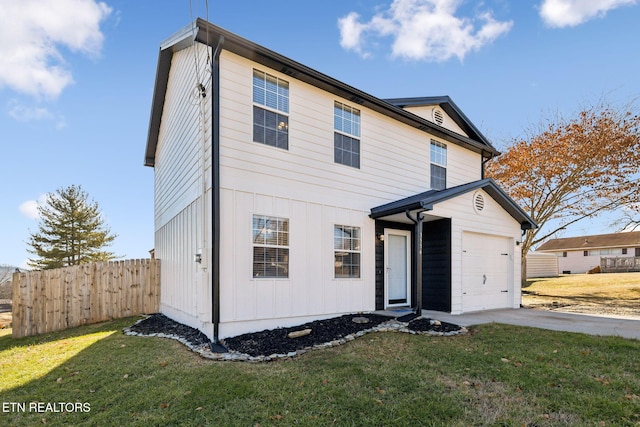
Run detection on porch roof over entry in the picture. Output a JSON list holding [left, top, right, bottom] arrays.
[[370, 178, 537, 231]]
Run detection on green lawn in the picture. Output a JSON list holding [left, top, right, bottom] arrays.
[[1, 318, 639, 426]]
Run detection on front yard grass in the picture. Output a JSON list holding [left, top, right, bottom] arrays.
[[1, 317, 639, 426]]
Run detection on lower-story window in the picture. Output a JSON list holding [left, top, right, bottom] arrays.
[[252, 215, 289, 278], [334, 225, 361, 278]]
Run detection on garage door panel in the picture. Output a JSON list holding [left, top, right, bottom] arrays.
[[462, 232, 512, 312]]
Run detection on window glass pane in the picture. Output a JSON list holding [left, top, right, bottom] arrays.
[[334, 102, 360, 137], [430, 140, 447, 166], [253, 106, 265, 125], [253, 215, 289, 278], [253, 70, 265, 86], [253, 69, 288, 114], [278, 81, 289, 113], [253, 124, 263, 144], [253, 107, 288, 150], [264, 128, 277, 147], [334, 133, 360, 169], [253, 86, 263, 105], [334, 146, 342, 165], [277, 114, 288, 133], [252, 70, 265, 104], [430, 164, 446, 190], [266, 74, 278, 95], [253, 216, 265, 244], [334, 103, 343, 131], [265, 90, 277, 110], [430, 141, 447, 190]]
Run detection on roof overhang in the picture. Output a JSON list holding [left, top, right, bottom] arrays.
[[370, 178, 537, 231], [144, 19, 500, 167], [383, 96, 497, 154]]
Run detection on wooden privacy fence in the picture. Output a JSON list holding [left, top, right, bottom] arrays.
[[12, 259, 160, 338]]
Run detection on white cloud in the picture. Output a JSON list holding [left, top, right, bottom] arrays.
[[539, 0, 637, 28], [338, 0, 513, 62], [8, 101, 67, 129], [0, 0, 112, 99], [19, 195, 48, 220]]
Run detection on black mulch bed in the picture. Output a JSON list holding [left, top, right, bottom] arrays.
[[128, 313, 465, 358], [223, 314, 390, 357], [129, 314, 211, 347], [407, 317, 463, 334]]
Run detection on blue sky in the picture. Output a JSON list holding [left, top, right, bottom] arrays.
[[1, 0, 639, 268]]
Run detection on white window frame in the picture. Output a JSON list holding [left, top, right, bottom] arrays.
[[252, 69, 289, 150], [334, 225, 361, 279], [252, 214, 289, 278], [430, 140, 447, 190], [334, 101, 361, 169]]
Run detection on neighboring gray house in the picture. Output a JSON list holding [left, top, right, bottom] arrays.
[[144, 19, 536, 344], [537, 231, 640, 274]]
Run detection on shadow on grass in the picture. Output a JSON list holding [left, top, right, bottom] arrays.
[[1, 320, 640, 426]]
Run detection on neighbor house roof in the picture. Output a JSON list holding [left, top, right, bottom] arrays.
[[370, 178, 537, 231], [537, 231, 640, 251], [144, 18, 500, 167]]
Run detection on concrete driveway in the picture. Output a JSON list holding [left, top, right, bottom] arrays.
[[421, 308, 640, 340]]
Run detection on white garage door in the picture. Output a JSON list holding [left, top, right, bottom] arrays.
[[462, 232, 512, 312]]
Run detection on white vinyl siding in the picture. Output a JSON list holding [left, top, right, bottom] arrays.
[[155, 45, 212, 227], [154, 41, 516, 341], [218, 188, 374, 338], [213, 50, 491, 335], [219, 51, 482, 211], [154, 44, 212, 335]]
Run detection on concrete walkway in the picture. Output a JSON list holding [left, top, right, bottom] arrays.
[[420, 308, 640, 340]]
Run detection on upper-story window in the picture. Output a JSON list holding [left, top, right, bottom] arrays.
[[253, 70, 289, 150], [334, 101, 360, 168], [430, 140, 447, 190]]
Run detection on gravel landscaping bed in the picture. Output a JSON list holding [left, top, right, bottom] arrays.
[[125, 313, 466, 362]]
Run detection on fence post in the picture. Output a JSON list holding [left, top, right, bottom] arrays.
[[11, 271, 23, 338]]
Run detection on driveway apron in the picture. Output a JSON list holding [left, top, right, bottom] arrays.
[[421, 308, 640, 340]]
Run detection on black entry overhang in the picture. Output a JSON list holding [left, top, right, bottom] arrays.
[[370, 178, 536, 231], [370, 179, 536, 316]]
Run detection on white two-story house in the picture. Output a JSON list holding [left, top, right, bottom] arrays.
[[144, 19, 536, 346]]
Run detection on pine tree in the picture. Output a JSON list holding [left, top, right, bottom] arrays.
[[27, 185, 117, 269]]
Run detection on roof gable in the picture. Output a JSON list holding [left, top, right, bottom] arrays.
[[537, 231, 640, 251], [370, 178, 537, 231], [144, 19, 500, 167], [384, 97, 491, 146]]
